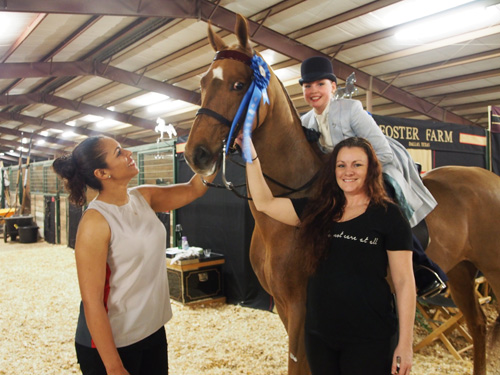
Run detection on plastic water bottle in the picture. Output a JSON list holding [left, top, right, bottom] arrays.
[[175, 224, 183, 249], [182, 236, 189, 250]]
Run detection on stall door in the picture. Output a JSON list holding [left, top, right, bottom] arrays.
[[44, 196, 56, 244]]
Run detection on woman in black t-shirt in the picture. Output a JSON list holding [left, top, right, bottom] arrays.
[[237, 136, 416, 375]]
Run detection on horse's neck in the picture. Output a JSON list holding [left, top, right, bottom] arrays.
[[254, 86, 322, 197]]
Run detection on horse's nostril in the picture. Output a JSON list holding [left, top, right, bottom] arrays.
[[193, 145, 212, 166]]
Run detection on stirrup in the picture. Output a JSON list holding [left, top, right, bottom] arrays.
[[415, 265, 447, 299]]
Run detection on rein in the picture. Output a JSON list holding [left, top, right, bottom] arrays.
[[201, 142, 319, 200], [197, 49, 318, 199]]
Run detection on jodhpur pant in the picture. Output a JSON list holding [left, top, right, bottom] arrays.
[[75, 326, 168, 375]]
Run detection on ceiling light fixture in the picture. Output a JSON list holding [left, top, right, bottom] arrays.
[[394, 2, 499, 41], [62, 131, 76, 138], [383, 0, 473, 27], [131, 92, 170, 107], [95, 119, 118, 128]]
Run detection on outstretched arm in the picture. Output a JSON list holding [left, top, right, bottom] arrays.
[[137, 172, 216, 213], [236, 136, 300, 227]]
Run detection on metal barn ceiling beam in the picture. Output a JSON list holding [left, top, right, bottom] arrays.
[[0, 137, 61, 156], [0, 112, 143, 147], [0, 126, 76, 147], [0, 94, 159, 132], [0, 0, 477, 126], [0, 0, 199, 18], [0, 153, 19, 163], [0, 61, 201, 105]]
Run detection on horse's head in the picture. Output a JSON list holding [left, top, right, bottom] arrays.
[[184, 14, 272, 175]]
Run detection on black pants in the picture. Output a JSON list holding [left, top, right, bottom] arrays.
[[75, 326, 168, 375], [305, 331, 394, 375]]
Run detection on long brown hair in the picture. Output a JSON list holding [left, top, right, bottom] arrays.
[[298, 137, 391, 274]]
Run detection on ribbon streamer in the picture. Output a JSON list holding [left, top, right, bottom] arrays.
[[226, 55, 270, 163]]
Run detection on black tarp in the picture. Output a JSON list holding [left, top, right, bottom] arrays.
[[156, 212, 171, 249], [492, 133, 500, 176], [175, 149, 273, 311], [68, 203, 83, 249], [490, 106, 500, 175], [372, 115, 487, 169]]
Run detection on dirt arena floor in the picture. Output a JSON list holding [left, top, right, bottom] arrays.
[[1, 240, 498, 374]]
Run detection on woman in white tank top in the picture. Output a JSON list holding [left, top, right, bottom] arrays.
[[53, 136, 215, 375]]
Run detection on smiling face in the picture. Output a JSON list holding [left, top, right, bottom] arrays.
[[301, 79, 336, 114], [98, 137, 138, 181], [335, 146, 369, 197]]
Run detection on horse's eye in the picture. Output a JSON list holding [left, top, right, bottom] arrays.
[[232, 82, 244, 91]]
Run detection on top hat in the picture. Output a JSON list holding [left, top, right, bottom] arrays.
[[299, 56, 337, 85]]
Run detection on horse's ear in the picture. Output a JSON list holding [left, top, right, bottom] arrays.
[[235, 14, 253, 54], [207, 20, 227, 52]]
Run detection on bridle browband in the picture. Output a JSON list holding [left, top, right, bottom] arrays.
[[212, 50, 252, 65], [196, 49, 318, 199]]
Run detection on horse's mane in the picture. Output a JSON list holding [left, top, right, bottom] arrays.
[[274, 75, 303, 128]]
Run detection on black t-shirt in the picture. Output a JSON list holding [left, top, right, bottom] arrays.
[[292, 198, 412, 343]]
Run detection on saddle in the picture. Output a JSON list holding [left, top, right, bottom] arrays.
[[412, 218, 430, 251]]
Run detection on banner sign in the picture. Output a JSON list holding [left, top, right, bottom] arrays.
[[372, 114, 487, 155], [491, 105, 500, 133]]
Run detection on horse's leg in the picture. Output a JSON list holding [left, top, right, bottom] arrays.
[[286, 299, 310, 375], [447, 261, 487, 375], [273, 298, 289, 332]]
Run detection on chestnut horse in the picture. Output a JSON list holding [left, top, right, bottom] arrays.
[[184, 14, 500, 375]]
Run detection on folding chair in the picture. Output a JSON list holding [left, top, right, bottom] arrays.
[[474, 275, 492, 305], [414, 276, 491, 360]]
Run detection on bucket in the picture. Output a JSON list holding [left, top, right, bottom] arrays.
[[18, 226, 39, 243], [3, 216, 34, 242]]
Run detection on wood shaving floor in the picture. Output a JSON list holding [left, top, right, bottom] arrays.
[[1, 240, 498, 375]]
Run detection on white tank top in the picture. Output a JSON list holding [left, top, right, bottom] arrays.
[[76, 188, 172, 348]]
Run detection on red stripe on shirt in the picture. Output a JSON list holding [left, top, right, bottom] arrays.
[[91, 263, 112, 349]]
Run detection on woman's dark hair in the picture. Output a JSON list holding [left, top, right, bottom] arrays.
[[298, 137, 391, 274], [52, 136, 108, 206]]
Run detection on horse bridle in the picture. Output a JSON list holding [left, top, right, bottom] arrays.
[[196, 49, 253, 151], [195, 49, 318, 200]]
